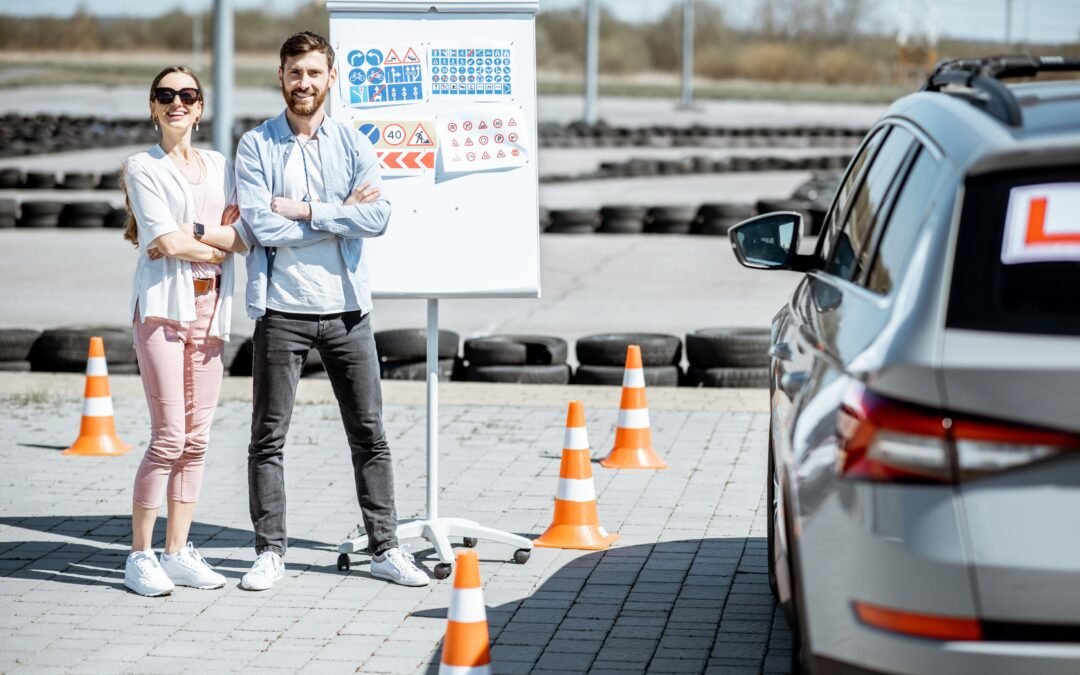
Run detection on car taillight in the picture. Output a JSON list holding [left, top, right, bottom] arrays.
[[837, 384, 1079, 483]]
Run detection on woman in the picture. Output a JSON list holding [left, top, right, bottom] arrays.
[[121, 66, 249, 596]]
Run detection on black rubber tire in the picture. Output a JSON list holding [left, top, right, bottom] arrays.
[[463, 537, 478, 548], [463, 335, 568, 366], [513, 548, 531, 564], [434, 563, 452, 580], [380, 358, 455, 381], [17, 201, 62, 228], [685, 328, 771, 368], [59, 202, 111, 228], [465, 364, 571, 384], [0, 216, 14, 229], [0, 328, 42, 361], [698, 202, 754, 219], [104, 207, 128, 229], [546, 222, 595, 234], [30, 326, 136, 372], [23, 171, 57, 189], [337, 553, 350, 571], [0, 360, 31, 372], [573, 364, 680, 387], [97, 171, 122, 191], [693, 217, 742, 236], [549, 208, 598, 229], [575, 333, 682, 367], [0, 199, 16, 218], [596, 218, 643, 234], [600, 205, 648, 220], [645, 205, 697, 235], [230, 338, 254, 376], [61, 172, 97, 190], [375, 329, 459, 362], [683, 366, 770, 388], [0, 168, 21, 189]]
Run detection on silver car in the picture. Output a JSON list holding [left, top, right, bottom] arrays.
[[729, 56, 1080, 674]]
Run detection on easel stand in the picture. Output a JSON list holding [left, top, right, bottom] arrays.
[[338, 299, 532, 579]]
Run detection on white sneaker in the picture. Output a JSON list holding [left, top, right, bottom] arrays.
[[240, 551, 284, 591], [160, 542, 226, 590], [370, 547, 429, 587], [124, 550, 175, 597]]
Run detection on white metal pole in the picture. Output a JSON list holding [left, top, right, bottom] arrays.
[[193, 10, 203, 72], [426, 298, 439, 521], [212, 0, 234, 157], [584, 0, 599, 125], [679, 0, 694, 109]]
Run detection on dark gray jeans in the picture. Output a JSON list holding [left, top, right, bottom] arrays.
[[248, 309, 398, 557]]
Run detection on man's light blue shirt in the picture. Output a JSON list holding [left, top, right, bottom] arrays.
[[234, 109, 390, 319]]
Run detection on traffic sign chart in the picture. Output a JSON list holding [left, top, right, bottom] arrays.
[[430, 46, 513, 97], [347, 45, 425, 106]]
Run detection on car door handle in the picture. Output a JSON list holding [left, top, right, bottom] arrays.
[[769, 342, 793, 361], [780, 371, 809, 396]]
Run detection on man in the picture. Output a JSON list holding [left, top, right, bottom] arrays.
[[234, 31, 427, 589]]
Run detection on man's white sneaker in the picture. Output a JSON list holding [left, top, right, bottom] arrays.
[[160, 542, 226, 590], [370, 547, 429, 587], [240, 551, 284, 591], [124, 550, 175, 597]]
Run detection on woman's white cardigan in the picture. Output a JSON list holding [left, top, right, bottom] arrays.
[[124, 145, 248, 341]]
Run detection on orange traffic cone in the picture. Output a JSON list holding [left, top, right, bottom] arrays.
[[600, 345, 668, 470], [440, 549, 492, 675], [534, 401, 618, 550], [63, 337, 133, 456]]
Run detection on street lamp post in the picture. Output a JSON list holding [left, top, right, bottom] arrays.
[[679, 0, 695, 110], [212, 0, 234, 157], [583, 0, 599, 125]]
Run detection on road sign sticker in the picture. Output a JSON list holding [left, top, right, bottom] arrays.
[[436, 106, 529, 173], [354, 118, 439, 176], [342, 44, 425, 107], [429, 44, 515, 98], [1002, 183, 1080, 264], [408, 123, 435, 147]]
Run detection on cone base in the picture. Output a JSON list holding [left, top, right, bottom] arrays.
[[534, 524, 619, 550], [600, 446, 668, 470], [63, 434, 134, 457]]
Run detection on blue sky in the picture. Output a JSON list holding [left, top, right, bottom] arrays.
[[2, 0, 1078, 44]]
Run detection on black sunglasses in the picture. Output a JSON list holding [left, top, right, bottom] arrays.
[[153, 87, 201, 105]]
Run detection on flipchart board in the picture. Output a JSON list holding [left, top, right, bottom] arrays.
[[327, 0, 541, 299]]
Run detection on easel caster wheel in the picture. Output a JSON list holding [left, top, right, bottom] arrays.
[[513, 548, 531, 564], [463, 537, 478, 548], [336, 553, 351, 572], [434, 563, 453, 580]]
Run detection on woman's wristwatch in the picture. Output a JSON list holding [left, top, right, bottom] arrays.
[[194, 222, 205, 240]]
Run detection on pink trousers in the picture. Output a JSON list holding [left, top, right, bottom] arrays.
[[132, 291, 224, 508]]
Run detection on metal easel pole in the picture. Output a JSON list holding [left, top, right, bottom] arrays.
[[426, 298, 439, 521]]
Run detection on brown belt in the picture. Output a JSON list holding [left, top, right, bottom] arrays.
[[193, 276, 220, 294]]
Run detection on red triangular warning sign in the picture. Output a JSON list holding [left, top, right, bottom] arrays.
[[404, 47, 420, 63], [497, 149, 506, 158], [451, 139, 459, 147], [508, 118, 517, 126], [407, 123, 434, 147], [464, 138, 474, 146], [384, 49, 402, 65], [482, 151, 491, 159], [478, 120, 488, 130]]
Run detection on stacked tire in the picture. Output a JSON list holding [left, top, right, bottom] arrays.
[[374, 329, 459, 381], [18, 201, 62, 228], [693, 203, 753, 236], [0, 199, 15, 229], [28, 326, 138, 374], [0, 329, 40, 371], [598, 205, 645, 234], [574, 333, 681, 387], [547, 208, 597, 234], [684, 328, 770, 388], [462, 335, 570, 384], [644, 206, 696, 234]]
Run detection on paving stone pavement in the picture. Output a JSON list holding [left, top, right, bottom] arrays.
[[0, 379, 792, 674]]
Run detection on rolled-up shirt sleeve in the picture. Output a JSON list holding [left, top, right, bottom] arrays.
[[124, 160, 180, 246], [235, 133, 336, 248], [308, 137, 391, 238]]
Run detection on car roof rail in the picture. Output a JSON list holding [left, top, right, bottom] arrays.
[[921, 55, 1080, 127]]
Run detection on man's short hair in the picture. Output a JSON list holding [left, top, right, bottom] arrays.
[[280, 31, 335, 70]]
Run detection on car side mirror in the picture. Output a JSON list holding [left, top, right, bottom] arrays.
[[729, 211, 814, 271]]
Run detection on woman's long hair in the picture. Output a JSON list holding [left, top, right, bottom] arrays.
[[122, 65, 206, 247]]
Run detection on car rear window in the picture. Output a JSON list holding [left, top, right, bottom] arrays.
[[947, 168, 1080, 336]]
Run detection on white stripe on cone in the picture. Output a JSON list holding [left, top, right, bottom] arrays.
[[439, 664, 492, 675], [622, 367, 646, 388], [82, 397, 114, 417], [563, 426, 589, 451], [86, 357, 109, 377], [617, 408, 650, 429], [556, 477, 597, 502], [447, 587, 488, 623]]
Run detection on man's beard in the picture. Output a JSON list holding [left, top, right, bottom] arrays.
[[283, 83, 328, 117]]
